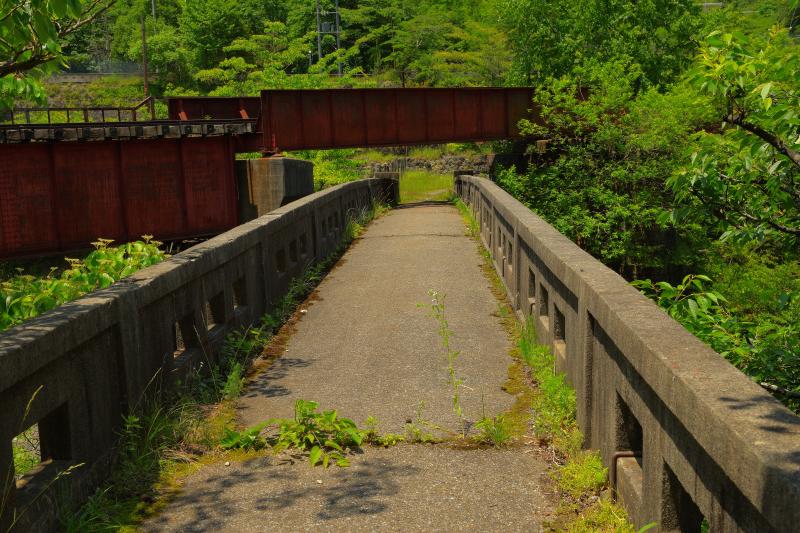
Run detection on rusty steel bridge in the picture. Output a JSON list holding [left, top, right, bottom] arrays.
[[0, 88, 536, 258]]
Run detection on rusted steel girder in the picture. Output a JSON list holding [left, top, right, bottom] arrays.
[[168, 87, 538, 154], [261, 87, 535, 152], [0, 136, 238, 258]]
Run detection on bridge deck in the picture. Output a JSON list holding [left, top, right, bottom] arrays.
[[144, 204, 553, 532]]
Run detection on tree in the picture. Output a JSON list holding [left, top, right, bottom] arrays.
[[498, 0, 700, 86], [0, 0, 114, 108], [180, 0, 266, 70], [669, 29, 800, 243]]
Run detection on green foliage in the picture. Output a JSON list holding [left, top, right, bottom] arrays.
[[219, 423, 267, 451], [562, 498, 639, 533], [632, 274, 741, 352], [403, 401, 438, 443], [498, 59, 717, 277], [0, 237, 167, 332], [12, 430, 39, 478], [27, 0, 512, 102], [557, 451, 608, 499], [291, 149, 364, 190], [498, 0, 701, 86], [668, 29, 800, 245], [473, 414, 513, 446], [268, 400, 365, 468], [0, 0, 113, 109], [362, 416, 404, 447], [633, 269, 800, 410], [221, 404, 405, 466]]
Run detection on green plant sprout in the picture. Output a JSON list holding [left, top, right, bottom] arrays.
[[425, 290, 466, 424]]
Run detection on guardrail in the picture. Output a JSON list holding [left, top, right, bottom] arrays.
[[0, 177, 397, 532], [455, 175, 800, 533], [4, 96, 158, 125]]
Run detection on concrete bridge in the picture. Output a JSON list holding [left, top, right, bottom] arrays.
[[1, 175, 799, 532]]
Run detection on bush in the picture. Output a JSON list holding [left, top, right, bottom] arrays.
[[0, 237, 167, 331]]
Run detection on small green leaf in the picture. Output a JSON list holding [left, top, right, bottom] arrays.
[[309, 446, 322, 466]]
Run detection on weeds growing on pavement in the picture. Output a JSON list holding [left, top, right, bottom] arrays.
[[62, 202, 388, 530], [454, 194, 642, 531], [474, 413, 513, 446], [424, 290, 466, 424]]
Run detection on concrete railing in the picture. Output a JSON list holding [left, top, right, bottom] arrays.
[[456, 175, 800, 533], [0, 177, 397, 532]]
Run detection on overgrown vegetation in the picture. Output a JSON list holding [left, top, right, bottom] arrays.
[[0, 237, 167, 332], [519, 320, 647, 532], [492, 1, 800, 409]]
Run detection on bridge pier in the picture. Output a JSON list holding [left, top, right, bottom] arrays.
[[235, 156, 314, 222]]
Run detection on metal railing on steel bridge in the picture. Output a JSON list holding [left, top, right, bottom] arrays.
[[3, 96, 159, 125]]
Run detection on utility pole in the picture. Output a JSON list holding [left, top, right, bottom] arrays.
[[315, 0, 322, 63], [314, 0, 343, 75], [335, 0, 342, 76], [141, 14, 152, 116]]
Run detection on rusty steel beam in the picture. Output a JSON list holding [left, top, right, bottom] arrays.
[[259, 87, 537, 152], [0, 136, 239, 259]]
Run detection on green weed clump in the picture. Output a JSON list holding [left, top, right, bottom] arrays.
[[474, 414, 513, 447], [254, 400, 365, 468], [0, 237, 167, 332], [517, 319, 635, 531]]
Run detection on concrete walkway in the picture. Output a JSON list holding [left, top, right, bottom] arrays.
[[144, 204, 552, 532]]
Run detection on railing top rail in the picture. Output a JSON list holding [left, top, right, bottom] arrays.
[[5, 96, 158, 125]]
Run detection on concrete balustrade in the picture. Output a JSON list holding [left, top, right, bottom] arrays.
[[456, 175, 800, 532], [0, 177, 397, 532]]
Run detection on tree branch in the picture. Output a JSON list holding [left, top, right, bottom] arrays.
[[0, 0, 115, 78], [726, 113, 800, 169]]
